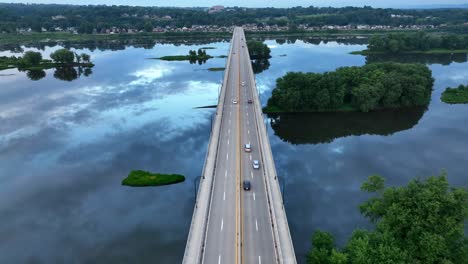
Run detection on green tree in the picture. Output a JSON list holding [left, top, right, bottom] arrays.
[[80, 53, 90, 63], [75, 53, 81, 63], [307, 231, 336, 264], [307, 173, 468, 264], [50, 49, 75, 64], [144, 21, 153, 32], [22, 51, 42, 65]]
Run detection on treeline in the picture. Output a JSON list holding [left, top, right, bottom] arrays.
[[368, 32, 468, 53], [307, 174, 468, 264], [265, 63, 434, 112], [1, 3, 468, 33]]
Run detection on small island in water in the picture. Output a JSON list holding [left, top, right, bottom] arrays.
[[155, 48, 219, 64], [264, 62, 434, 113], [122, 170, 185, 187], [441, 84, 468, 104], [0, 48, 93, 71]]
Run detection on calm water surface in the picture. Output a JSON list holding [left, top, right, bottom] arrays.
[[0, 38, 467, 264]]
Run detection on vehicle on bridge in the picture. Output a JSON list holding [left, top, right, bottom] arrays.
[[253, 160, 260, 169], [241, 81, 245, 86], [243, 180, 251, 191], [248, 99, 253, 104], [244, 143, 252, 152], [233, 99, 237, 104]]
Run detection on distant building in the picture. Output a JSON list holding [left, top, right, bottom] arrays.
[[208, 5, 224, 14], [51, 15, 66, 20]]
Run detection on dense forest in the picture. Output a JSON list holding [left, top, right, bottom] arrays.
[[1, 3, 468, 33], [265, 63, 434, 112], [366, 32, 468, 53], [307, 174, 468, 264]]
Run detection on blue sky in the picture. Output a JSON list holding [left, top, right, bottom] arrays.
[[1, 0, 467, 8]]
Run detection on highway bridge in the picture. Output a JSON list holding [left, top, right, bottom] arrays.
[[183, 27, 296, 264]]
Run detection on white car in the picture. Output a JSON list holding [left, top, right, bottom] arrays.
[[244, 143, 251, 152], [253, 160, 260, 169], [233, 99, 238, 104], [241, 82, 245, 86]]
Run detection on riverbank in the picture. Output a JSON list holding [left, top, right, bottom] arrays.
[[0, 29, 444, 46], [351, 49, 468, 55]]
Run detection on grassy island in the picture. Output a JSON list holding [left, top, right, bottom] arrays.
[[156, 48, 213, 64], [352, 32, 468, 55], [264, 62, 434, 113], [122, 170, 185, 187], [441, 84, 468, 104], [0, 49, 94, 71]]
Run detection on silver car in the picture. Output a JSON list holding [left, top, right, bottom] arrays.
[[253, 160, 260, 169]]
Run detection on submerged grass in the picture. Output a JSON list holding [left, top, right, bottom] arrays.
[[122, 170, 185, 187]]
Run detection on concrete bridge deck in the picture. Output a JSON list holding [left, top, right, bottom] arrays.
[[183, 27, 296, 264]]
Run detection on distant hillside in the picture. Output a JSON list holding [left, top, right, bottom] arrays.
[[401, 4, 468, 9]]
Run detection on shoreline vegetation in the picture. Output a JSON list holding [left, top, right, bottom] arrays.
[[122, 170, 185, 187], [0, 30, 445, 46], [264, 62, 434, 113], [307, 173, 468, 264], [441, 84, 468, 104], [351, 49, 468, 55], [352, 32, 468, 55]]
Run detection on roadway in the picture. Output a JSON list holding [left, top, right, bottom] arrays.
[[202, 27, 277, 264]]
